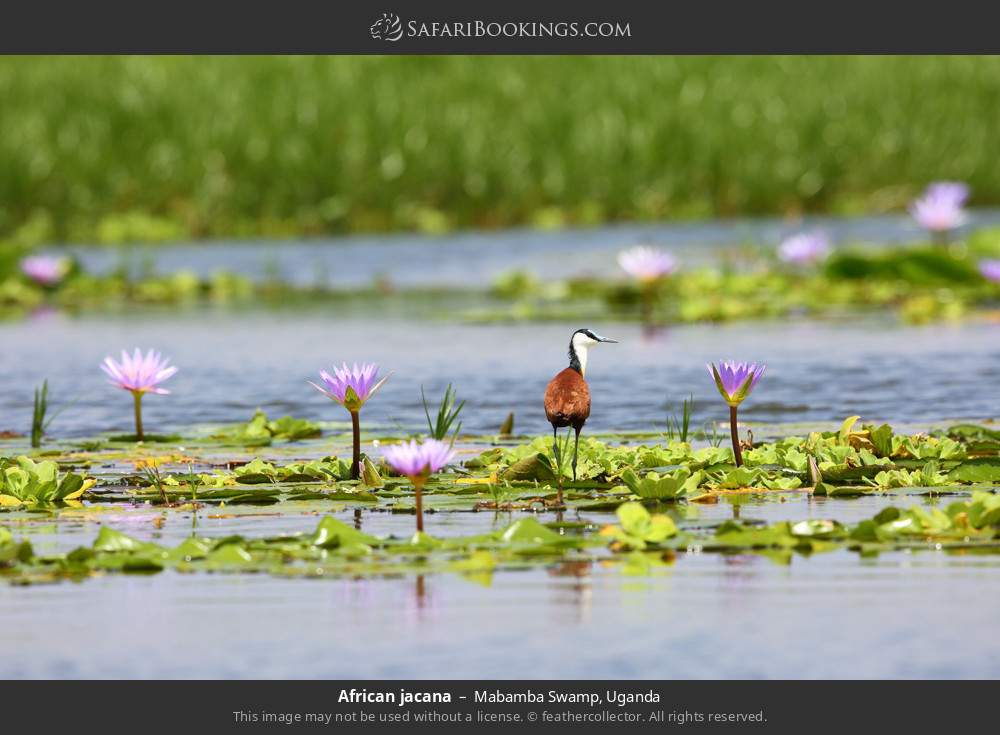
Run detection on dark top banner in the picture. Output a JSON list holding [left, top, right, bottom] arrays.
[[1, 0, 999, 53]]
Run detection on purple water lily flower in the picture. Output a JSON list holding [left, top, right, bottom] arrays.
[[102, 349, 177, 395], [910, 181, 969, 233], [708, 361, 766, 406], [708, 361, 766, 468], [310, 362, 390, 481], [979, 259, 1000, 283], [617, 246, 678, 282], [309, 362, 389, 411], [778, 232, 831, 265], [383, 439, 455, 479], [20, 255, 69, 286], [101, 349, 177, 441], [383, 439, 455, 533]]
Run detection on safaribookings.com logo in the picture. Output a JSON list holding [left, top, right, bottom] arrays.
[[370, 13, 404, 41], [370, 13, 631, 42]]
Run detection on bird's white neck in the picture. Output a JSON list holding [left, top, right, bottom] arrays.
[[570, 333, 592, 378]]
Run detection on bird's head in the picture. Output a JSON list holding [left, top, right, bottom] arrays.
[[569, 328, 618, 377]]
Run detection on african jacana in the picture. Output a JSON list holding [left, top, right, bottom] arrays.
[[544, 328, 618, 493]]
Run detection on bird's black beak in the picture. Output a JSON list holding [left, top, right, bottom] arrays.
[[596, 335, 618, 343]]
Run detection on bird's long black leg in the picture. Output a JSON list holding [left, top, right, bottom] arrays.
[[552, 425, 561, 471], [572, 426, 581, 482]]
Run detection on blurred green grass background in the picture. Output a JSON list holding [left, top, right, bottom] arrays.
[[1, 55, 999, 246]]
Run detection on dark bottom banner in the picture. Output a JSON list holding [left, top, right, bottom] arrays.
[[3, 680, 992, 731]]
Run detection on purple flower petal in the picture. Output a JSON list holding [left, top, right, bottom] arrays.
[[312, 362, 388, 410], [979, 259, 1000, 283], [778, 232, 831, 265], [708, 360, 766, 406], [617, 246, 678, 281], [101, 348, 177, 394], [910, 181, 969, 232], [20, 255, 69, 286], [383, 439, 455, 479]]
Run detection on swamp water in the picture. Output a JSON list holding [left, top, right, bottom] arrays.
[[1, 310, 998, 679], [3, 217, 1000, 679]]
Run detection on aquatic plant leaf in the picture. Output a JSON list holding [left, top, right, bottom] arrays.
[[621, 468, 694, 500], [170, 537, 211, 561], [501, 453, 556, 481], [716, 466, 762, 489], [91, 553, 164, 573], [266, 414, 322, 441], [760, 475, 803, 490], [499, 518, 569, 546], [779, 447, 809, 473], [205, 544, 254, 566], [93, 526, 155, 552], [744, 445, 780, 466], [708, 523, 800, 550], [790, 519, 845, 539], [813, 483, 871, 497], [319, 490, 379, 503], [839, 416, 861, 442], [449, 550, 497, 574], [56, 474, 86, 500], [361, 456, 384, 488], [404, 531, 442, 550], [620, 551, 673, 576], [464, 447, 504, 470], [309, 516, 379, 549], [615, 502, 678, 544], [869, 424, 894, 457], [948, 463, 1000, 484], [966, 492, 1000, 529], [820, 464, 887, 483], [693, 445, 734, 467], [947, 424, 1000, 441]]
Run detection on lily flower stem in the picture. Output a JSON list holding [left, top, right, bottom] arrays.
[[640, 283, 655, 326], [350, 410, 361, 480], [133, 391, 144, 441], [413, 477, 425, 533], [730, 405, 743, 467]]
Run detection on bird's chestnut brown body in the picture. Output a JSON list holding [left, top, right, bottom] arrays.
[[544, 367, 591, 430]]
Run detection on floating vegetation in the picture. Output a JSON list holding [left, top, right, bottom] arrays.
[[0, 419, 995, 553], [213, 409, 322, 446], [472, 236, 1000, 326], [0, 456, 92, 508], [3, 418, 992, 510], [2, 228, 1000, 326], [4, 485, 1000, 586]]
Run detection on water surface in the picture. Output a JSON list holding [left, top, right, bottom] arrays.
[[0, 311, 997, 438], [3, 215, 1000, 679], [61, 208, 1000, 288]]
